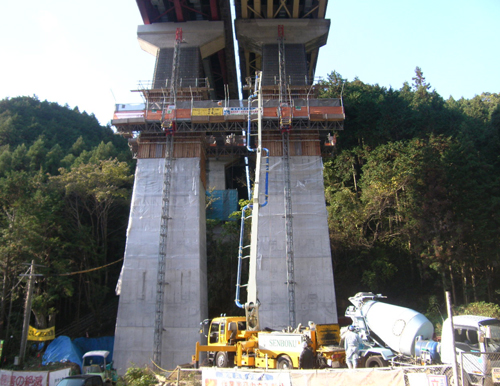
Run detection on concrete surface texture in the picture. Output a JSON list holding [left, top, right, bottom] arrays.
[[206, 159, 230, 190], [256, 156, 338, 329], [138, 21, 225, 56], [235, 19, 330, 55], [114, 158, 207, 373]]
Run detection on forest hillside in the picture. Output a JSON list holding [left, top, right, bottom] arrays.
[[0, 96, 134, 361], [320, 68, 500, 315]]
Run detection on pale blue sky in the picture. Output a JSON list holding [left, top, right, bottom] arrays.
[[1, 0, 498, 126], [318, 0, 500, 101]]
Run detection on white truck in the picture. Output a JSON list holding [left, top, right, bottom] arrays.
[[345, 292, 500, 385], [82, 351, 117, 385]]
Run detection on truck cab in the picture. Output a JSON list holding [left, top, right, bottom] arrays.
[[82, 351, 117, 385], [441, 315, 500, 384], [198, 316, 251, 367], [202, 316, 249, 345]]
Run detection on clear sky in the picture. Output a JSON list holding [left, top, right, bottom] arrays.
[[1, 0, 498, 126]]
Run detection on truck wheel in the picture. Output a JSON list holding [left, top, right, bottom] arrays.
[[364, 355, 388, 367], [215, 352, 234, 368], [444, 368, 469, 386], [277, 355, 293, 369], [316, 355, 328, 369]]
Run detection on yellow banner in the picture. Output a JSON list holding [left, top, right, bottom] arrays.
[[28, 325, 55, 341], [192, 108, 223, 116]]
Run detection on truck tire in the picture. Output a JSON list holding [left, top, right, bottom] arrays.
[[215, 352, 234, 368], [364, 355, 388, 368], [444, 368, 470, 386], [316, 355, 328, 369], [277, 355, 293, 369]]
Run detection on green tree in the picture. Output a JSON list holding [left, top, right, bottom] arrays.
[[51, 158, 133, 314], [0, 170, 68, 335], [412, 66, 431, 92], [0, 96, 134, 358]]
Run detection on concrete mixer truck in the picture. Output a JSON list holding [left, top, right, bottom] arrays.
[[345, 292, 500, 385]]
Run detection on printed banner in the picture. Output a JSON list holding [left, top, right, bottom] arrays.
[[223, 107, 258, 116], [192, 108, 223, 116], [28, 326, 55, 341], [202, 369, 291, 386], [290, 369, 405, 386], [407, 373, 448, 386], [493, 368, 500, 383], [48, 368, 71, 386], [0, 370, 48, 386]]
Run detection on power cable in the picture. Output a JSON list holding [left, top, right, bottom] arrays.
[[6, 267, 31, 298], [58, 258, 124, 276]]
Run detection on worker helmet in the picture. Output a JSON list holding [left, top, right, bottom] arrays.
[[348, 325, 356, 331]]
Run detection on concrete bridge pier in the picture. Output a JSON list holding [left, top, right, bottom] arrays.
[[114, 156, 208, 372]]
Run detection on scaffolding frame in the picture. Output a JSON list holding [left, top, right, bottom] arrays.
[[278, 25, 296, 329], [153, 27, 183, 366]]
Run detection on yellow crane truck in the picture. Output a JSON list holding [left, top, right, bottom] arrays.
[[193, 317, 345, 369]]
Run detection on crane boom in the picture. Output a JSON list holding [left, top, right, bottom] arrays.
[[234, 72, 267, 331], [245, 72, 263, 330]]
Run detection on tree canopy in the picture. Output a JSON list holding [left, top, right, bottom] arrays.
[[320, 68, 500, 312], [0, 96, 133, 361]]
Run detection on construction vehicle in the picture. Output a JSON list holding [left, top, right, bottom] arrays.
[[192, 71, 345, 370], [346, 292, 500, 385], [193, 316, 345, 369], [82, 350, 118, 385]]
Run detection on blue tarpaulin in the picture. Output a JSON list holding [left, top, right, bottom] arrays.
[[73, 337, 114, 363], [42, 336, 84, 369], [206, 189, 238, 221], [42, 336, 115, 371]]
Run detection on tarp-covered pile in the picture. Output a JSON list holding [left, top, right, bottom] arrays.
[[42, 336, 114, 371]]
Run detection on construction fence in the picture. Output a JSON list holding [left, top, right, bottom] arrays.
[[161, 366, 442, 386], [401, 352, 500, 386], [163, 367, 405, 386], [460, 351, 500, 386], [164, 357, 500, 386]]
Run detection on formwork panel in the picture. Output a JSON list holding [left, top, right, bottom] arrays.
[[262, 133, 321, 157], [136, 135, 204, 159], [114, 158, 207, 373], [262, 137, 283, 156]]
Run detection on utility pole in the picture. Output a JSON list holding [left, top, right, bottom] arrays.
[[18, 260, 42, 367], [446, 291, 460, 386]]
